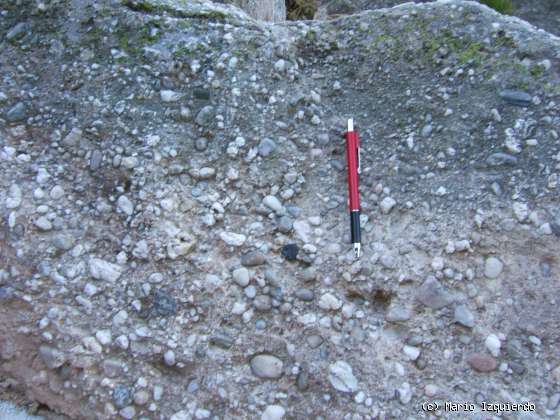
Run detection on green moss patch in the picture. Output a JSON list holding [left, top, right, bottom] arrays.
[[477, 0, 514, 15]]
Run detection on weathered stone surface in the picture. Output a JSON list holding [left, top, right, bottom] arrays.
[[499, 90, 532, 107], [151, 289, 177, 317], [484, 257, 504, 278], [38, 346, 66, 369], [467, 353, 498, 373], [1, 0, 559, 419], [89, 258, 123, 282], [329, 361, 358, 393], [250, 354, 284, 379], [5, 102, 27, 122], [386, 305, 413, 322], [454, 305, 475, 328], [415, 277, 455, 309], [241, 251, 266, 266], [261, 405, 286, 420]]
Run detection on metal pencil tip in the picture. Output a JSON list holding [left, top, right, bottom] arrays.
[[353, 243, 361, 259]]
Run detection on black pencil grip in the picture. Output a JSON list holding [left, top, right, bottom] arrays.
[[350, 211, 361, 244]]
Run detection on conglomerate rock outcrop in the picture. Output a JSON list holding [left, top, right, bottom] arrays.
[[1, 0, 560, 418]]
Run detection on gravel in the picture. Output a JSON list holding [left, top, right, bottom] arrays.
[[485, 334, 501, 357], [232, 267, 250, 287], [34, 216, 52, 231], [195, 137, 208, 151], [250, 354, 284, 379], [499, 90, 532, 107], [38, 345, 66, 369], [253, 295, 272, 311], [295, 288, 315, 301], [379, 197, 397, 214], [277, 216, 294, 233], [112, 384, 132, 409], [262, 195, 284, 215], [5, 102, 27, 122], [209, 332, 234, 349], [318, 293, 342, 311], [1, 0, 559, 418], [6, 184, 22, 209], [306, 335, 323, 349], [160, 90, 182, 102], [258, 138, 276, 157], [484, 257, 504, 278], [281, 244, 299, 261], [6, 22, 28, 42], [241, 251, 266, 267], [512, 202, 529, 223], [486, 152, 518, 167], [415, 276, 455, 309], [89, 258, 123, 283], [261, 405, 285, 420], [151, 289, 177, 317], [403, 345, 421, 361], [328, 361, 358, 393], [385, 306, 413, 322], [220, 231, 247, 246], [466, 353, 498, 373], [195, 105, 215, 126], [117, 195, 134, 216], [0, 401, 43, 420], [454, 305, 475, 328]]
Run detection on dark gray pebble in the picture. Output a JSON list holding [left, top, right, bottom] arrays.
[[499, 90, 532, 107], [282, 244, 299, 261], [210, 332, 234, 349], [241, 251, 266, 266], [193, 87, 211, 100]]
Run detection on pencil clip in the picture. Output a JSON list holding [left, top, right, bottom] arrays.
[[357, 146, 361, 175]]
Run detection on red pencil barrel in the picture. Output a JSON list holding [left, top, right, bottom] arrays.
[[345, 130, 360, 211]]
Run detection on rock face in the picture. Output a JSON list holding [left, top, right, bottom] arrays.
[[314, 0, 560, 36], [1, 0, 559, 419]]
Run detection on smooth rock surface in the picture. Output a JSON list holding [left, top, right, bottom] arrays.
[[250, 354, 284, 379], [329, 361, 358, 393], [484, 257, 504, 279]]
